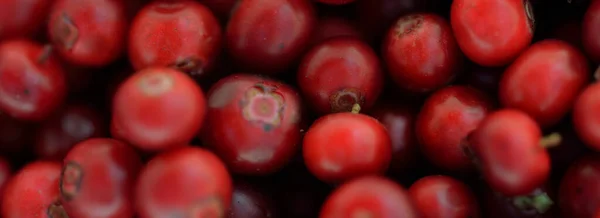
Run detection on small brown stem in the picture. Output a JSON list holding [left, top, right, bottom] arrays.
[[351, 103, 361, 114], [539, 132, 561, 148], [37, 45, 54, 64]]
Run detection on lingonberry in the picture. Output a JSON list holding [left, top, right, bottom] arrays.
[[47, 0, 127, 67], [409, 175, 480, 218], [228, 181, 277, 218], [499, 40, 589, 128], [298, 37, 383, 114], [383, 13, 462, 93], [573, 82, 600, 151], [112, 67, 206, 151], [558, 154, 600, 218], [356, 0, 428, 44], [34, 104, 107, 160], [320, 176, 418, 218], [59, 138, 142, 218], [135, 147, 232, 218], [0, 158, 11, 208], [450, 0, 534, 66], [309, 16, 362, 46], [0, 0, 52, 40], [226, 0, 316, 74], [370, 103, 420, 172], [0, 40, 67, 121], [129, 0, 222, 79], [303, 105, 391, 183], [583, 0, 600, 63], [416, 86, 494, 172], [483, 183, 557, 218], [1, 161, 67, 218], [468, 109, 553, 196], [202, 74, 302, 175]]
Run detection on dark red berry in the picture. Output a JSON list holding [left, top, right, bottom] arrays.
[[227, 181, 277, 218], [583, 0, 600, 63], [559, 154, 600, 218], [409, 175, 480, 218]]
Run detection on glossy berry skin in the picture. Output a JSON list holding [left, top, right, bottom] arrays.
[[315, 0, 355, 5], [383, 13, 462, 93], [583, 0, 600, 63], [2, 161, 65, 218], [409, 175, 480, 218], [48, 0, 127, 67], [112, 67, 206, 151], [135, 147, 232, 218], [60, 138, 142, 218], [416, 86, 493, 172], [202, 74, 302, 175], [228, 182, 277, 218], [226, 0, 316, 74], [303, 112, 391, 183], [309, 17, 361, 46], [499, 40, 589, 128], [559, 155, 600, 218], [34, 105, 107, 160], [0, 0, 52, 40], [483, 183, 557, 218], [298, 37, 383, 114], [469, 109, 551, 196], [450, 0, 534, 66], [0, 40, 67, 121], [320, 176, 418, 218], [573, 83, 600, 151], [129, 1, 222, 78]]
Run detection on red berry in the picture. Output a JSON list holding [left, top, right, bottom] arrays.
[[370, 103, 420, 172], [2, 161, 67, 218], [382, 13, 462, 93], [0, 0, 52, 40], [558, 154, 600, 218], [128, 0, 222, 78], [309, 16, 362, 46], [499, 40, 589, 128], [409, 175, 480, 218], [298, 37, 383, 114], [303, 108, 391, 183], [0, 40, 67, 121], [48, 0, 127, 67], [573, 82, 600, 151], [320, 176, 418, 218], [315, 0, 355, 5], [226, 0, 316, 74], [450, 0, 534, 66], [468, 109, 552, 196], [583, 0, 600, 63], [112, 67, 206, 151], [34, 104, 107, 160], [60, 138, 142, 218], [415, 86, 494, 172], [202, 74, 302, 175], [0, 158, 11, 208], [483, 183, 557, 218], [135, 147, 232, 218], [228, 182, 277, 218]]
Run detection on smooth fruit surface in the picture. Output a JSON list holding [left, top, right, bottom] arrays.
[[409, 175, 480, 218], [0, 0, 52, 40], [573, 82, 600, 151]]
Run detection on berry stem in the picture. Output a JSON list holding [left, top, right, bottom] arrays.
[[513, 192, 553, 214], [351, 103, 361, 114], [539, 132, 561, 148]]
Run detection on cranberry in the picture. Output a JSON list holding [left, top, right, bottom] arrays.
[[450, 0, 534, 66], [60, 138, 142, 218], [409, 175, 480, 218], [129, 1, 222, 78], [356, 0, 429, 44], [226, 0, 316, 74], [47, 0, 127, 67], [135, 147, 232, 218], [1, 161, 67, 218], [34, 105, 106, 160], [499, 40, 589, 128], [202, 74, 302, 175], [415, 86, 494, 172], [112, 67, 206, 151], [370, 103, 420, 172], [0, 0, 52, 40], [0, 158, 11, 207], [298, 37, 383, 114], [315, 0, 355, 5], [0, 40, 67, 121], [468, 109, 553, 196], [383, 13, 462, 93], [573, 82, 600, 151], [583, 0, 600, 63], [558, 154, 600, 218], [228, 181, 277, 218], [309, 16, 362, 46], [320, 176, 418, 218], [303, 105, 391, 183], [483, 183, 557, 218]]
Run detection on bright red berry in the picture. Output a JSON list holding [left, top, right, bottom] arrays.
[[0, 40, 67, 121], [135, 147, 232, 218], [450, 0, 534, 66], [129, 0, 222, 78], [202, 74, 302, 175], [499, 40, 589, 128], [0, 0, 52, 40], [573, 82, 600, 151], [583, 0, 600, 63], [112, 67, 206, 151], [383, 13, 462, 93], [558, 154, 600, 218], [409, 175, 480, 218]]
